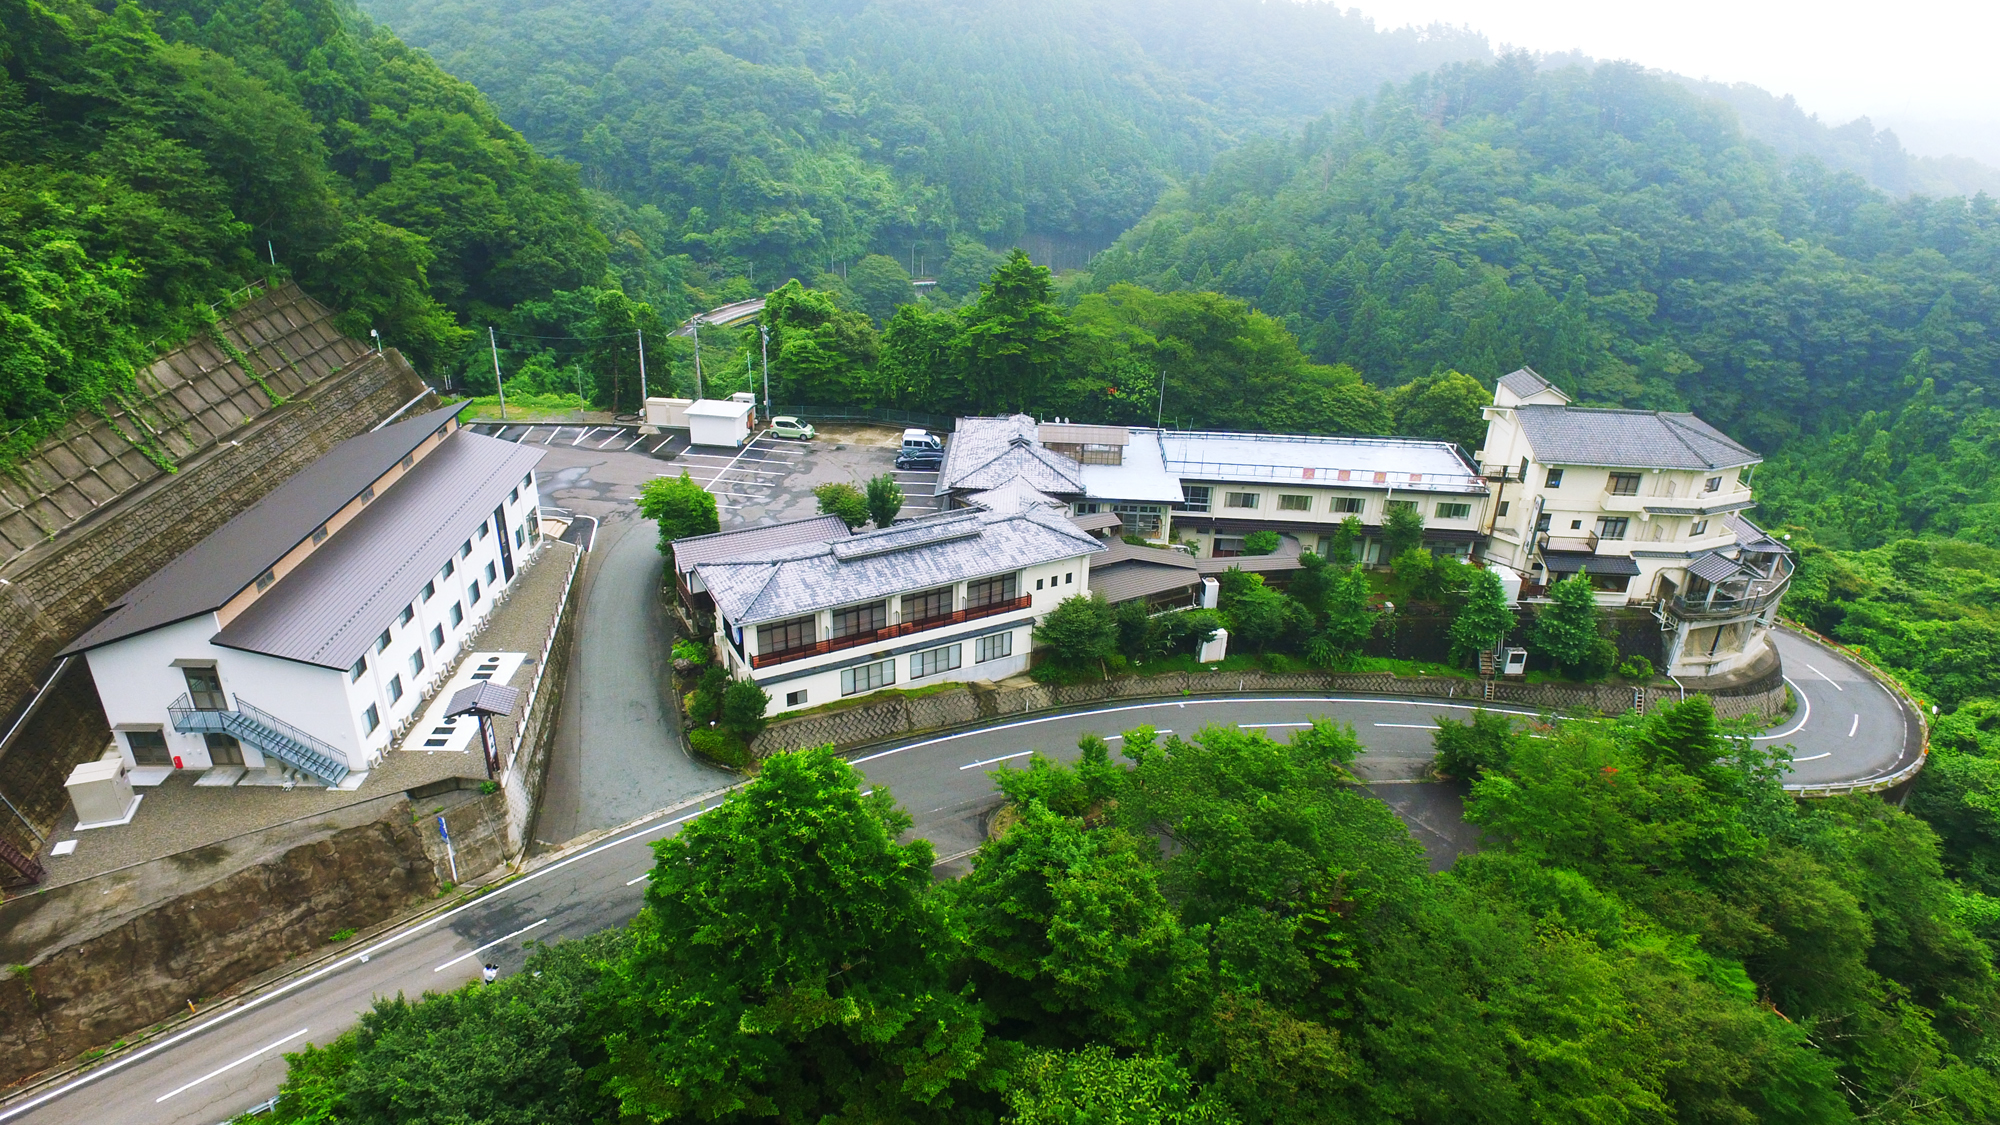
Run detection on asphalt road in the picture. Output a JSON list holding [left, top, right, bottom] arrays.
[[0, 641, 1914, 1125]]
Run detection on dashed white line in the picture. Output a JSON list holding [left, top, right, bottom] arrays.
[[625, 873, 648, 886], [155, 1028, 308, 1103], [432, 919, 547, 973], [1849, 714, 1859, 737], [1791, 752, 1832, 762], [1374, 723, 1439, 729], [1804, 662, 1844, 691], [959, 750, 1034, 771]]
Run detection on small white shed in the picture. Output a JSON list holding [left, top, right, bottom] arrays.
[[686, 398, 754, 448], [643, 397, 693, 430]]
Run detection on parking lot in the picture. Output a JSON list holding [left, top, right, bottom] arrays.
[[464, 421, 942, 528]]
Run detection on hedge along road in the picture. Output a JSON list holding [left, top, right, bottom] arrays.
[[0, 630, 1920, 1125]]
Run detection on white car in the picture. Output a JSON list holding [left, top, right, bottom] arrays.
[[770, 416, 816, 440]]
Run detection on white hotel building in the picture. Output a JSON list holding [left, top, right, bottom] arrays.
[[65, 405, 544, 789]]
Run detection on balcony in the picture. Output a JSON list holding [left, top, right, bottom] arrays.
[[750, 594, 1033, 669], [1667, 555, 1793, 621]]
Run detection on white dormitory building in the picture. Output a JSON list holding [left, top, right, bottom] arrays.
[[66, 404, 545, 789]]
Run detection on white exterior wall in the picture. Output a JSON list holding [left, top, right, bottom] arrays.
[[1177, 481, 1488, 560], [722, 554, 1092, 717], [86, 615, 356, 773]]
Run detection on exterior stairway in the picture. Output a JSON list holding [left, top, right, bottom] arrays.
[[168, 694, 351, 787]]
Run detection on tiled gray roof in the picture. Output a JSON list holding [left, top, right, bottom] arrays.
[[671, 514, 852, 578], [1687, 551, 1744, 583], [939, 415, 1085, 495], [695, 505, 1104, 626], [212, 429, 544, 668], [1722, 512, 1786, 553], [967, 478, 1068, 514], [1514, 405, 1759, 470], [65, 403, 466, 655], [1497, 367, 1557, 399]]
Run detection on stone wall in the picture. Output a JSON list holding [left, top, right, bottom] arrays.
[[0, 807, 439, 1084], [408, 780, 512, 886], [501, 546, 582, 855], [749, 653, 1788, 758], [0, 284, 430, 862]]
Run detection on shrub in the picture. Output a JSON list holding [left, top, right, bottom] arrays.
[[1159, 608, 1224, 655], [864, 474, 903, 528], [688, 728, 749, 768], [1617, 654, 1655, 679], [671, 637, 711, 666], [1381, 502, 1425, 559], [813, 482, 871, 530], [1432, 710, 1519, 779], [1033, 593, 1119, 674], [1114, 599, 1166, 664], [1241, 529, 1281, 556], [720, 679, 772, 744], [639, 471, 721, 561]]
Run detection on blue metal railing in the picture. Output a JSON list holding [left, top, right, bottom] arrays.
[[167, 693, 351, 787]]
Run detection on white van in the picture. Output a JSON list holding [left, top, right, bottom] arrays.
[[901, 428, 942, 453]]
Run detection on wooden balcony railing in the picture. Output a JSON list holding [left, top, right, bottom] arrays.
[[751, 594, 1033, 669]]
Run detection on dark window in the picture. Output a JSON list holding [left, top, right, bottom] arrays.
[[205, 733, 243, 766], [1036, 578, 1045, 590], [459, 540, 472, 559], [509, 487, 519, 505], [1608, 472, 1641, 495], [387, 675, 403, 703], [254, 569, 275, 592], [400, 454, 414, 471], [485, 562, 497, 585], [441, 559, 455, 580], [1596, 517, 1630, 540], [362, 704, 380, 734], [360, 485, 375, 503], [469, 580, 481, 604], [965, 574, 1019, 608], [1497, 501, 1511, 516], [1387, 499, 1418, 513], [429, 625, 444, 651], [449, 602, 464, 627], [422, 581, 435, 601], [1212, 537, 1244, 558], [408, 649, 424, 677], [127, 729, 172, 765], [1330, 497, 1364, 513], [1065, 572, 1073, 584], [1224, 492, 1259, 509], [757, 615, 816, 656], [1435, 502, 1471, 520], [902, 586, 952, 624], [832, 601, 887, 639], [398, 604, 414, 628], [1690, 519, 1709, 537], [477, 523, 490, 541], [183, 666, 226, 711], [375, 629, 392, 653], [786, 689, 807, 706], [1175, 485, 1211, 513], [1705, 476, 1723, 492], [1545, 468, 1564, 488], [1277, 494, 1312, 511], [349, 656, 367, 682], [1535, 513, 1552, 532], [311, 525, 328, 545]]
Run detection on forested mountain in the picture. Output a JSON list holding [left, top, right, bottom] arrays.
[[356, 0, 1490, 280], [0, 0, 608, 455], [1087, 56, 1999, 457]]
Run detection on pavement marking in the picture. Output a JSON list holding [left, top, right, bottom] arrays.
[[1850, 714, 1859, 737], [154, 1028, 307, 1103], [1791, 752, 1832, 762], [1751, 677, 1812, 741], [650, 437, 676, 453], [850, 697, 1544, 767], [625, 873, 648, 886], [572, 427, 599, 447], [1804, 662, 1844, 691], [623, 436, 647, 451], [1103, 730, 1171, 740], [1374, 723, 1437, 729], [543, 428, 560, 444], [433, 919, 548, 973], [959, 750, 1034, 771]]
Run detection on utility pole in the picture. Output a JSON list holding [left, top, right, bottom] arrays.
[[692, 321, 704, 399], [1156, 368, 1167, 428], [267, 241, 276, 267], [760, 322, 771, 421], [489, 327, 507, 421], [636, 328, 647, 401]]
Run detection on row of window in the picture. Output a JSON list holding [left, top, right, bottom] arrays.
[[353, 515, 519, 735], [832, 632, 1016, 698], [1542, 466, 1726, 494], [753, 573, 1027, 657], [1536, 514, 1710, 541]]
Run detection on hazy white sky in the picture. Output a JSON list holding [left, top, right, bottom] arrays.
[[1348, 0, 1999, 157]]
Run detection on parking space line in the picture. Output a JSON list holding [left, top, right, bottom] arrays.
[[649, 437, 675, 453], [543, 428, 561, 445], [623, 436, 646, 450], [572, 427, 599, 446]]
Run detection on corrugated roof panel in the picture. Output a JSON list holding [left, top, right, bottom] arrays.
[[212, 429, 544, 668]]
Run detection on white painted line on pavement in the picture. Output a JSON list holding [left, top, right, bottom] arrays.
[[433, 919, 547, 973], [1751, 678, 1812, 741], [1374, 723, 1437, 729], [542, 428, 560, 444], [1103, 730, 1172, 740], [1243, 722, 1311, 729], [155, 1028, 307, 1103], [572, 427, 600, 447], [1850, 714, 1859, 737], [624, 436, 646, 451], [1791, 752, 1832, 762], [851, 697, 1544, 767], [626, 873, 648, 886], [1804, 662, 1844, 691], [960, 751, 1033, 771]]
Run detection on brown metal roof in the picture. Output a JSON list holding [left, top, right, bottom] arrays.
[[1087, 539, 1201, 605], [210, 429, 544, 668], [64, 403, 465, 656], [1038, 423, 1130, 446]]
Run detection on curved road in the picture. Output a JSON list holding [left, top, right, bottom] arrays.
[[0, 630, 1918, 1125]]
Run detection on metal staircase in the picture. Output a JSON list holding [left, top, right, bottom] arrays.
[[168, 693, 351, 787]]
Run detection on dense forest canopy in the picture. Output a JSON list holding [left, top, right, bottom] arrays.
[[357, 0, 1491, 280], [1087, 55, 2000, 456]]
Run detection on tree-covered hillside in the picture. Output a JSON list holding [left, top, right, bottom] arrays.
[[355, 0, 1489, 281], [1087, 55, 1999, 457], [0, 0, 609, 455]]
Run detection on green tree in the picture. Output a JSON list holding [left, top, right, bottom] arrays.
[[845, 254, 915, 325], [1449, 567, 1514, 665], [959, 250, 1069, 413], [1305, 564, 1378, 668], [719, 678, 771, 745], [1004, 1046, 1239, 1125], [864, 473, 904, 528], [1380, 502, 1425, 561], [1241, 530, 1280, 556], [1223, 581, 1311, 652], [762, 280, 882, 407], [1033, 593, 1119, 677], [638, 470, 720, 560], [595, 748, 984, 1122], [1387, 370, 1492, 452], [1533, 573, 1605, 677], [1327, 515, 1363, 564], [1115, 599, 1168, 665], [813, 481, 871, 530]]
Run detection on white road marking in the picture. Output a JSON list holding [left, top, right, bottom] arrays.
[[623, 436, 646, 450], [433, 919, 547, 973], [572, 427, 599, 447], [959, 750, 1034, 770], [1243, 722, 1312, 729], [542, 428, 560, 444], [625, 873, 648, 886], [1791, 752, 1832, 762], [649, 437, 675, 453], [1850, 714, 1859, 737], [1374, 723, 1438, 729], [596, 431, 626, 447], [1804, 662, 1844, 691], [1751, 678, 1812, 741], [1103, 730, 1172, 740], [154, 1028, 308, 1103]]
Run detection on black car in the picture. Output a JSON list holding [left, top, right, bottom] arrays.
[[895, 449, 944, 471]]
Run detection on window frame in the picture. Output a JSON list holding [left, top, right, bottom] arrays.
[[1607, 472, 1642, 496], [975, 632, 1014, 663], [1223, 491, 1260, 510], [1330, 496, 1364, 514], [909, 644, 963, 680], [840, 658, 895, 696], [1434, 501, 1471, 520], [965, 573, 1019, 609], [756, 614, 816, 657], [831, 600, 888, 639], [1595, 516, 1631, 540], [1175, 485, 1211, 513], [1276, 494, 1312, 512], [1545, 467, 1565, 488]]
